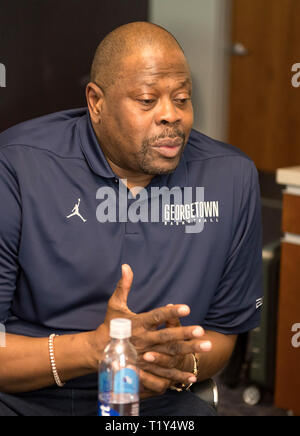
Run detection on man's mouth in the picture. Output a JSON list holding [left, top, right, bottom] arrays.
[[151, 137, 183, 158]]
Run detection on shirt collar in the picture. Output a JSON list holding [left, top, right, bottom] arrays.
[[77, 108, 188, 188], [77, 109, 115, 179]]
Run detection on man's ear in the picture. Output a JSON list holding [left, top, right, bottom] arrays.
[[86, 82, 104, 125]]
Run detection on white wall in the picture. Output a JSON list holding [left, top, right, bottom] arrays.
[[149, 0, 232, 141]]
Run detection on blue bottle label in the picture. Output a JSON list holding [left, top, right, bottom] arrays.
[[98, 368, 139, 416], [114, 368, 139, 394]]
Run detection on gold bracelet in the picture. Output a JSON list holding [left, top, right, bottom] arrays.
[[170, 353, 198, 392]]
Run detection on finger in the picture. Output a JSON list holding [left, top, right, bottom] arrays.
[[143, 325, 205, 346], [139, 369, 171, 395], [165, 304, 182, 328], [140, 363, 197, 385], [148, 339, 212, 356], [166, 318, 181, 328], [110, 264, 133, 306], [143, 352, 178, 368], [139, 304, 191, 330]]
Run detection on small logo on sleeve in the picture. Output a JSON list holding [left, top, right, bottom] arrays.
[[256, 298, 263, 309]]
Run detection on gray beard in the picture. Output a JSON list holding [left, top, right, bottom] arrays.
[[137, 130, 186, 175], [136, 148, 185, 175]]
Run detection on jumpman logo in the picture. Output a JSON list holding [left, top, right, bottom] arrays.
[[66, 199, 87, 223]]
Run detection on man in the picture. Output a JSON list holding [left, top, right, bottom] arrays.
[[0, 22, 262, 416]]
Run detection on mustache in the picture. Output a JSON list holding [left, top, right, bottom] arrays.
[[145, 129, 186, 146]]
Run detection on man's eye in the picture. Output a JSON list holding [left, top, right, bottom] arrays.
[[139, 99, 156, 106], [175, 98, 190, 105]]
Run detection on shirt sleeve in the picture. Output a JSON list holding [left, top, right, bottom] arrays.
[[202, 161, 263, 335], [0, 150, 21, 324]]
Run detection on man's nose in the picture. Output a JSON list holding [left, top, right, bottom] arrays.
[[155, 97, 181, 125]]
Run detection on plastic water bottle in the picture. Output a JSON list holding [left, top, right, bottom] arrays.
[[98, 318, 140, 416]]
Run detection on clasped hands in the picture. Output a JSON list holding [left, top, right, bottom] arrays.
[[98, 264, 212, 399]]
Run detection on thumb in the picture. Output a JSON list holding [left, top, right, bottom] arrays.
[[112, 264, 134, 307]]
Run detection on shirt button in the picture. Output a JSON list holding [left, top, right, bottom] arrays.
[[114, 178, 118, 183]]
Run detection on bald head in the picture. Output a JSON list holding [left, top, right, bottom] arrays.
[[90, 22, 185, 89]]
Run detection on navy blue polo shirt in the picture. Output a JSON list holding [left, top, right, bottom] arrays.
[[0, 108, 262, 347]]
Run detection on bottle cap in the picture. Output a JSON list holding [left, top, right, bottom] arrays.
[[110, 318, 132, 339]]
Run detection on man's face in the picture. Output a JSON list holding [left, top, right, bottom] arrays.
[[95, 46, 194, 176]]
